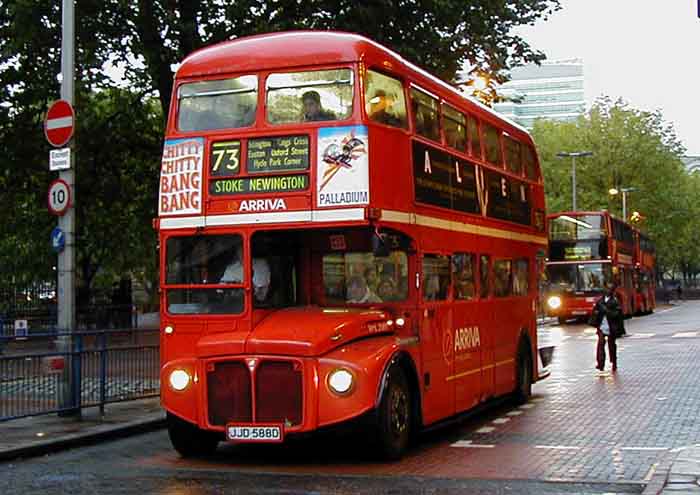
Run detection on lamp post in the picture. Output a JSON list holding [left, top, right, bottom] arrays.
[[608, 186, 637, 221], [556, 151, 593, 211]]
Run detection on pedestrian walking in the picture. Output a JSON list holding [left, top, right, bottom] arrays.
[[588, 282, 625, 372]]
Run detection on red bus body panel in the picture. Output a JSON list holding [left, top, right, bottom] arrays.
[[158, 31, 546, 439]]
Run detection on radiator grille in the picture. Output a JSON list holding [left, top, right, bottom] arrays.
[[255, 361, 303, 426], [207, 361, 252, 426]]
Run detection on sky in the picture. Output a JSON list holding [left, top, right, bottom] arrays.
[[516, 0, 700, 155]]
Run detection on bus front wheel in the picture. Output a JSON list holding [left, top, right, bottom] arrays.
[[167, 412, 220, 458], [514, 342, 533, 405], [375, 365, 412, 461]]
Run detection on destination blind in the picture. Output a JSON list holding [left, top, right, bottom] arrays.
[[247, 135, 309, 173], [210, 174, 308, 195]]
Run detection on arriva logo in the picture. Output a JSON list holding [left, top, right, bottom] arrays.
[[454, 327, 480, 352], [238, 198, 287, 212]]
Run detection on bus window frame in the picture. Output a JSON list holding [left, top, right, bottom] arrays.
[[262, 64, 359, 128], [161, 231, 250, 318], [409, 83, 442, 143], [362, 67, 411, 130], [174, 74, 260, 135]]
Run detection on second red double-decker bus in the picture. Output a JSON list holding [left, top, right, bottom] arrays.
[[545, 211, 641, 322], [156, 31, 549, 460]]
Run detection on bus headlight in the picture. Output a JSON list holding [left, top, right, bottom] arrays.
[[327, 369, 354, 395], [547, 296, 562, 310], [169, 369, 191, 391]]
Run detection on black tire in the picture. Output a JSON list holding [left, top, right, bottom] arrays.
[[375, 366, 412, 461], [557, 316, 566, 325], [514, 342, 533, 405], [167, 412, 220, 458]]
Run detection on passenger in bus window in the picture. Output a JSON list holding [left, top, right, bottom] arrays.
[[346, 275, 381, 304], [367, 90, 403, 127], [301, 91, 336, 121], [377, 276, 397, 301]]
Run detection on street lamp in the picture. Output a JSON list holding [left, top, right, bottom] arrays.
[[608, 187, 637, 221], [556, 151, 593, 211]]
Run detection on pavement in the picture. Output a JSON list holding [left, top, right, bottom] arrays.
[[1, 305, 699, 494], [0, 397, 164, 462]]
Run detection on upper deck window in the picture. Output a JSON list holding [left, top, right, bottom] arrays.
[[549, 215, 605, 241], [266, 69, 353, 124], [443, 104, 467, 152], [504, 135, 522, 175], [483, 123, 502, 166], [467, 114, 482, 159], [411, 88, 440, 142], [177, 76, 257, 132], [523, 145, 538, 181], [364, 70, 408, 128]]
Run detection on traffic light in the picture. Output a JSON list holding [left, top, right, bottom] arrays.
[[630, 211, 643, 223]]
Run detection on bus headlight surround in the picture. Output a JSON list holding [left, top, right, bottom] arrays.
[[547, 295, 562, 310], [169, 369, 191, 391], [327, 368, 355, 396]]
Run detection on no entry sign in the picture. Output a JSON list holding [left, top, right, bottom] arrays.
[[44, 100, 75, 147]]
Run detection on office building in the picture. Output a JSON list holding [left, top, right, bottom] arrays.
[[493, 59, 585, 129]]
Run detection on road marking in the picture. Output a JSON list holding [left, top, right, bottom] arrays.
[[673, 332, 698, 338], [620, 447, 668, 451], [535, 445, 581, 450], [628, 333, 655, 339], [583, 328, 597, 335], [644, 463, 659, 482], [519, 404, 534, 409], [492, 418, 510, 424], [656, 306, 681, 314], [451, 440, 495, 448], [475, 426, 496, 433], [506, 411, 523, 416]]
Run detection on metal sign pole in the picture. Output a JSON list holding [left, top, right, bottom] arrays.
[[57, 0, 78, 416]]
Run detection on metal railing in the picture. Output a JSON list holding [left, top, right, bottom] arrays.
[[0, 329, 159, 422]]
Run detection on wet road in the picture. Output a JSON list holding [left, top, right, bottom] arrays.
[[2, 302, 699, 494]]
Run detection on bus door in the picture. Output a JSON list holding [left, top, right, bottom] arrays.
[[478, 254, 496, 401], [451, 253, 482, 412], [418, 254, 455, 423]]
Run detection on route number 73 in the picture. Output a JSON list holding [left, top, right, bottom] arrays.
[[210, 141, 241, 176]]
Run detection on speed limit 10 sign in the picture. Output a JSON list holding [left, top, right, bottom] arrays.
[[48, 178, 72, 216]]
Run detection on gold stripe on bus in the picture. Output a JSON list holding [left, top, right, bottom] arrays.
[[445, 367, 482, 382], [381, 209, 547, 246], [496, 359, 515, 367], [445, 358, 515, 382]]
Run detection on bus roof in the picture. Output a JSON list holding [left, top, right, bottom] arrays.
[[176, 30, 532, 142]]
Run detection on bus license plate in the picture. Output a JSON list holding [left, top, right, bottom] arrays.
[[226, 424, 284, 443]]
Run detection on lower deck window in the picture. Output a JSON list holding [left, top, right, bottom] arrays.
[[323, 251, 408, 304]]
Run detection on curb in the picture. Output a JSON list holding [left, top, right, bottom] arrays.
[[0, 413, 166, 463]]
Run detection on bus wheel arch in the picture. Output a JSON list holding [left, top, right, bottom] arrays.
[[514, 332, 533, 404]]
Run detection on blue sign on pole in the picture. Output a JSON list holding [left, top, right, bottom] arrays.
[[51, 226, 65, 253]]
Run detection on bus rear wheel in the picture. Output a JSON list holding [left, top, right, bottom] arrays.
[[514, 343, 533, 405], [375, 366, 412, 461], [167, 412, 220, 458]]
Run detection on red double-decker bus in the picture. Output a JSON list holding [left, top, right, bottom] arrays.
[[156, 31, 549, 460], [544, 211, 638, 323], [634, 230, 656, 314]]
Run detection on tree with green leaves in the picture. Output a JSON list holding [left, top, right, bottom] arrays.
[[532, 97, 696, 279], [1, 0, 560, 298]]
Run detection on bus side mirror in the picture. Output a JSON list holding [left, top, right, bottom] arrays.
[[372, 232, 390, 257]]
